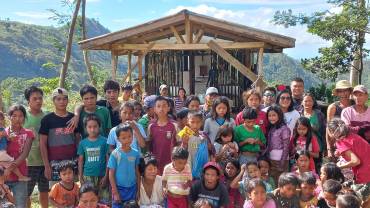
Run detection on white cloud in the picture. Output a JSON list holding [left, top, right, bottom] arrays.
[[14, 11, 52, 19], [198, 0, 326, 6]]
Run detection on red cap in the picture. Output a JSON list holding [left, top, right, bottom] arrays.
[[203, 162, 222, 175]]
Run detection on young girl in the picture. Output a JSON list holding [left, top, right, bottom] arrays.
[[214, 127, 238, 168], [204, 96, 236, 143], [289, 117, 320, 172], [266, 105, 291, 184], [243, 178, 277, 208], [294, 151, 319, 179], [258, 158, 276, 190], [223, 159, 243, 208], [174, 87, 187, 112], [76, 182, 109, 208]]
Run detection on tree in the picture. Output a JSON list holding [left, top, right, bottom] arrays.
[[273, 0, 369, 85]]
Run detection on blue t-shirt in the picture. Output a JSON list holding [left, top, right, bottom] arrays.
[[107, 148, 140, 187], [0, 128, 7, 150], [107, 123, 146, 153], [77, 136, 109, 177]]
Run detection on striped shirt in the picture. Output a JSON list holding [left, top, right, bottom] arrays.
[[162, 163, 192, 195]]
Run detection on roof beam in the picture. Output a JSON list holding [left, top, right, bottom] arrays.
[[193, 29, 204, 43], [185, 14, 193, 44], [170, 26, 185, 44]]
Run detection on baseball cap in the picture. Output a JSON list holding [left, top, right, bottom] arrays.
[[353, 85, 368, 94], [203, 161, 222, 175], [205, 87, 219, 96], [143, 95, 157, 108], [52, 88, 68, 99], [159, 84, 168, 92]]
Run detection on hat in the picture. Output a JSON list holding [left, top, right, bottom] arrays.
[[203, 161, 222, 175], [353, 85, 368, 94], [159, 84, 168, 92], [332, 80, 353, 95], [143, 95, 157, 108], [205, 87, 219, 96], [52, 88, 68, 98]]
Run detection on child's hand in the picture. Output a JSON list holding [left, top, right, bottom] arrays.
[[334, 150, 340, 157], [182, 180, 192, 189], [99, 176, 108, 188], [246, 138, 255, 144], [112, 191, 121, 203], [163, 188, 168, 197], [241, 164, 247, 172], [182, 135, 190, 144]]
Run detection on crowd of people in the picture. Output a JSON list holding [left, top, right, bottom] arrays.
[[0, 77, 369, 208]]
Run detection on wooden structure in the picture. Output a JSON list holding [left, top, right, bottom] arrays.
[[79, 10, 295, 109]]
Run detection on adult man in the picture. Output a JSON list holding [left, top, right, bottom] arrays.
[[290, 77, 305, 111], [201, 87, 219, 118]]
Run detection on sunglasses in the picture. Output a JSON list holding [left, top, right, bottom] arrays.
[[280, 96, 291, 100], [264, 93, 275, 97]]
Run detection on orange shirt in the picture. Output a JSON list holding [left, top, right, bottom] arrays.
[[49, 182, 79, 207]]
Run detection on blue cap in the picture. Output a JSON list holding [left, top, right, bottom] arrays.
[[144, 95, 157, 108]]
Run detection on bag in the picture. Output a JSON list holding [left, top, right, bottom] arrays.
[[192, 140, 209, 179]]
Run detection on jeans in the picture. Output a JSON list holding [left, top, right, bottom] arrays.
[[6, 181, 27, 208]]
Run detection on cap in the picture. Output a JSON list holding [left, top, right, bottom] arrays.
[[353, 85, 368, 94], [332, 80, 353, 95], [159, 84, 168, 92], [203, 161, 222, 175], [205, 87, 219, 96], [143, 95, 157, 108], [52, 88, 68, 98], [121, 83, 133, 91]]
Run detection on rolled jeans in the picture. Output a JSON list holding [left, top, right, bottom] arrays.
[[6, 181, 27, 208]]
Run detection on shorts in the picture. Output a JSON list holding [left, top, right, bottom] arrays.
[[50, 159, 78, 181], [167, 195, 188, 208], [83, 176, 111, 205], [112, 184, 137, 208], [27, 166, 49, 196]]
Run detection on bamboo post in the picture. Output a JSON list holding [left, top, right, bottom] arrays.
[[256, 47, 264, 92]]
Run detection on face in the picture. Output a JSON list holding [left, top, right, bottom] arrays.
[[215, 103, 228, 118], [105, 89, 119, 104], [323, 191, 337, 207], [53, 95, 68, 111], [247, 95, 261, 109], [297, 124, 308, 137], [188, 100, 200, 111], [187, 116, 202, 132], [10, 110, 25, 127], [353, 91, 368, 106], [144, 164, 158, 180], [134, 105, 142, 119], [263, 91, 275, 106], [291, 81, 304, 98], [204, 168, 219, 189], [300, 182, 316, 199], [297, 155, 310, 172], [28, 92, 43, 111], [268, 111, 279, 125], [302, 95, 314, 110], [249, 185, 267, 207], [154, 100, 170, 117], [117, 130, 133, 148], [258, 160, 270, 175], [248, 164, 261, 179], [225, 162, 238, 178], [160, 88, 169, 97], [280, 184, 297, 198], [85, 120, 100, 138], [179, 89, 186, 98], [122, 89, 132, 100], [244, 119, 256, 129], [336, 89, 351, 99], [120, 107, 134, 122], [320, 167, 327, 182], [59, 168, 74, 183], [279, 93, 292, 110], [78, 191, 99, 208], [177, 117, 188, 129], [206, 93, 218, 103], [173, 159, 187, 172], [82, 92, 97, 109], [221, 134, 232, 143]]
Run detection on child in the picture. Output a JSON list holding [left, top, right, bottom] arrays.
[[258, 158, 276, 190], [223, 159, 243, 208], [77, 115, 109, 205], [289, 117, 320, 172], [176, 108, 189, 131], [336, 194, 361, 208], [234, 107, 266, 165], [270, 172, 300, 208], [138, 95, 157, 133], [266, 105, 291, 183], [243, 179, 277, 208], [148, 96, 178, 174], [204, 96, 236, 143], [76, 182, 109, 208], [0, 112, 30, 181], [189, 162, 229, 208], [108, 123, 141, 208], [214, 127, 239, 168], [298, 172, 318, 208], [327, 118, 370, 203], [133, 101, 143, 121], [317, 179, 342, 208], [162, 147, 192, 208], [0, 166, 15, 208], [49, 160, 79, 208], [184, 95, 201, 111], [294, 151, 319, 179], [180, 111, 214, 179]]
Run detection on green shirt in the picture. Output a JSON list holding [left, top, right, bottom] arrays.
[[138, 114, 150, 133], [79, 106, 112, 138], [24, 110, 48, 166], [234, 125, 266, 153]]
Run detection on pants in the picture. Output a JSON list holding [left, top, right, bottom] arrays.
[[6, 181, 27, 208], [167, 195, 188, 208], [112, 184, 137, 208]]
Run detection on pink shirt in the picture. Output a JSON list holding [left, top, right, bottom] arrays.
[[341, 106, 370, 133], [235, 110, 267, 135], [336, 133, 370, 184], [289, 135, 320, 171]]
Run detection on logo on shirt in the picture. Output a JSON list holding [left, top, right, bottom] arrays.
[[86, 147, 101, 162]]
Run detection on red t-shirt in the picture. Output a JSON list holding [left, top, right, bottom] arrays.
[[289, 135, 320, 171], [235, 110, 267, 135], [336, 133, 370, 184], [5, 127, 34, 182]]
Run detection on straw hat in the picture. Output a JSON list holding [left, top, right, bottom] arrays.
[[332, 80, 353, 96]]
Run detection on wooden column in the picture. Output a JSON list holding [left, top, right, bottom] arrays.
[[111, 51, 118, 80], [256, 47, 264, 92], [138, 54, 143, 81], [126, 51, 132, 83], [189, 51, 195, 94]]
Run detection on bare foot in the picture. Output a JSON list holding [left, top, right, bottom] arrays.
[[18, 176, 31, 182]]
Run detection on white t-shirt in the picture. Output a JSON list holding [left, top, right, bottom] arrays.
[[139, 175, 164, 207]]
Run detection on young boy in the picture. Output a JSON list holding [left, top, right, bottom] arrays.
[[180, 111, 214, 179], [270, 172, 300, 208], [96, 80, 121, 127], [138, 95, 157, 133], [49, 160, 79, 208], [234, 107, 266, 164], [77, 115, 109, 205], [176, 108, 189, 131], [189, 162, 229, 208], [162, 147, 192, 208], [298, 172, 318, 208], [108, 123, 140, 208], [148, 96, 177, 174], [78, 84, 112, 138], [317, 179, 342, 208]]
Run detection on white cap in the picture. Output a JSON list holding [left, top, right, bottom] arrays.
[[206, 87, 219, 96]]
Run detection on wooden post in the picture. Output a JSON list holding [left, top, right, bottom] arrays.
[[138, 54, 143, 81], [185, 15, 193, 44], [189, 51, 195, 94], [256, 47, 264, 92], [111, 51, 118, 80], [126, 51, 132, 83]]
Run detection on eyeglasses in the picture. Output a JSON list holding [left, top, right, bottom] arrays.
[[264, 93, 275, 97], [280, 96, 291, 100]]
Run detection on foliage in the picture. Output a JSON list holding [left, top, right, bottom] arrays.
[[308, 83, 335, 103]]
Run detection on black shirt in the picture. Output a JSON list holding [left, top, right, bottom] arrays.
[[96, 100, 121, 127], [189, 180, 229, 208]]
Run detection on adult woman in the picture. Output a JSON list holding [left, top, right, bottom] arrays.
[[138, 156, 164, 207], [4, 105, 34, 208], [276, 89, 300, 134], [174, 88, 186, 112]]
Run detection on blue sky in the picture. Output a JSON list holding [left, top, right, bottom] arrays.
[[1, 0, 338, 59]]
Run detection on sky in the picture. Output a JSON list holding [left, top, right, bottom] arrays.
[[0, 0, 340, 59]]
